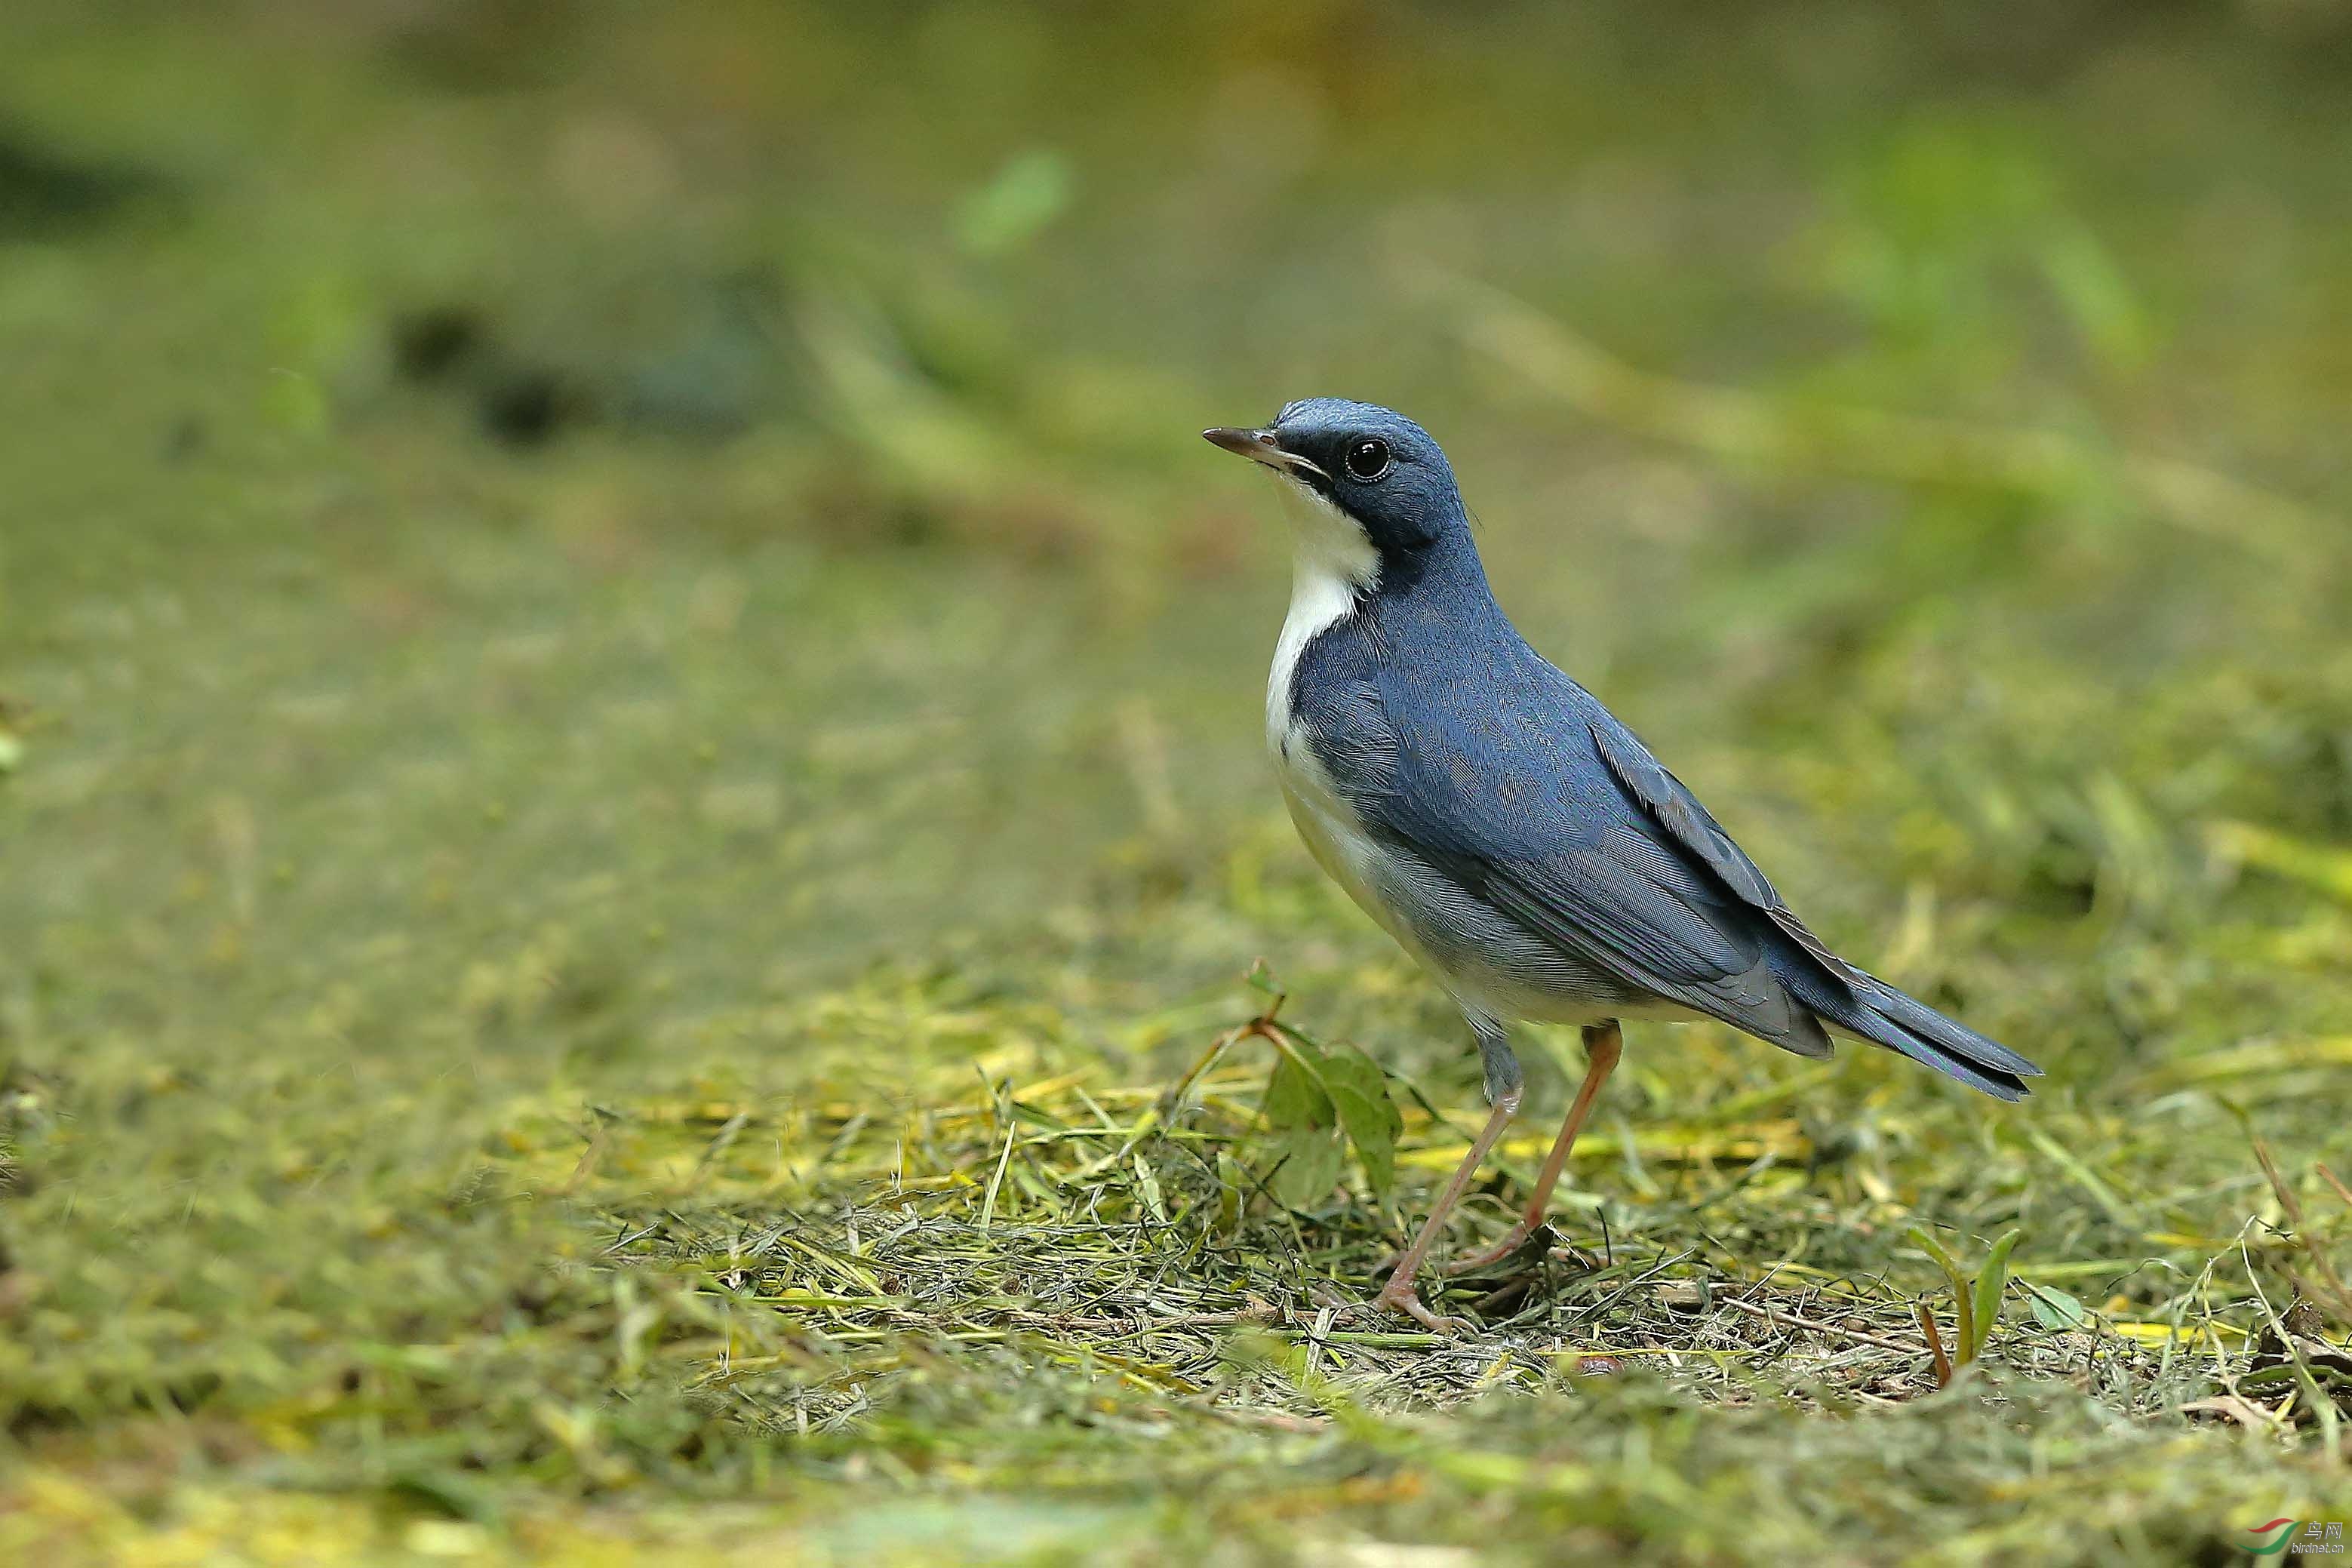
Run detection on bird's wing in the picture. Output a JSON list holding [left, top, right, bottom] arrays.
[[1476, 834, 1821, 1044], [1342, 659, 1834, 1052], [1578, 689, 2040, 1093], [1579, 702, 1865, 996], [1308, 635, 2031, 1090]]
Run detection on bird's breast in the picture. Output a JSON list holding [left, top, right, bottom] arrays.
[[1274, 730, 1427, 965], [1265, 574, 1364, 760], [1272, 715, 1649, 1031]]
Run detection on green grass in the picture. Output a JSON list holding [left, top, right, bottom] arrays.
[[4, 3, 2352, 1562]]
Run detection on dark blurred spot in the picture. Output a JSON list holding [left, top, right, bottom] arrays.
[[2022, 862, 2098, 918], [388, 1469, 498, 1523], [1471, 1276, 1532, 1315], [478, 369, 576, 448], [383, 0, 581, 93], [2182, 1536, 2237, 1568], [161, 416, 206, 463], [386, 302, 586, 449], [391, 306, 487, 383], [0, 124, 158, 235], [155, 1370, 222, 1414], [1806, 1126, 1865, 1171], [887, 503, 941, 548]]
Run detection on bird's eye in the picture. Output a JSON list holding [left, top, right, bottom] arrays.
[[1344, 438, 1391, 481]]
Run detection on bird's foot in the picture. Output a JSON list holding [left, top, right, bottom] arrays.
[[1440, 1221, 1548, 1276], [1373, 1279, 1461, 1335]]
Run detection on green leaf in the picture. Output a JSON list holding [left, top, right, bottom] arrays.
[[2039, 222, 2150, 370], [1213, 1151, 1244, 1234], [1262, 1039, 1333, 1131], [1906, 1225, 1963, 1283], [260, 367, 331, 436], [1908, 1225, 1973, 1363], [1968, 1228, 2023, 1362], [1131, 1151, 1167, 1225], [954, 148, 1075, 258], [2023, 1281, 2089, 1331], [1321, 1049, 1403, 1199], [1268, 1125, 1345, 1209]]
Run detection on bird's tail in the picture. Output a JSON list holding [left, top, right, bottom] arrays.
[[1800, 967, 2042, 1101]]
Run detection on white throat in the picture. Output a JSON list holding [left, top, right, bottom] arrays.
[[1265, 476, 1380, 754]]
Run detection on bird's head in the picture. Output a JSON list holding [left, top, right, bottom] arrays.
[[1204, 399, 1468, 586]]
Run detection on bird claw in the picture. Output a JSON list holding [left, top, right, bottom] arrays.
[[1439, 1222, 1547, 1276], [1374, 1283, 1462, 1335], [1374, 1220, 1586, 1333]]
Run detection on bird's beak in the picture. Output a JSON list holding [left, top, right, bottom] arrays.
[[1203, 426, 1329, 482]]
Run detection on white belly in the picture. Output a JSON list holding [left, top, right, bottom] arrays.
[[1274, 737, 1419, 953]]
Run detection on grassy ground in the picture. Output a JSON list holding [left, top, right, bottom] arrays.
[[4, 3, 2352, 1562]]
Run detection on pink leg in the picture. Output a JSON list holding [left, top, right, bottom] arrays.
[[1374, 1089, 1520, 1331], [1442, 1020, 1622, 1275]]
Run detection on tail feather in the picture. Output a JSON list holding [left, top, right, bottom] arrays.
[[1782, 960, 2041, 1102], [1870, 982, 2036, 1072], [1868, 1016, 2034, 1101]]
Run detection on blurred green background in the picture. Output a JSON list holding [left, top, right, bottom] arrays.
[[4, 2, 2352, 1563]]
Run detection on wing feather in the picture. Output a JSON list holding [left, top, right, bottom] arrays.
[[1293, 610, 2026, 1087], [1339, 669, 1831, 1051], [1582, 709, 1865, 999]]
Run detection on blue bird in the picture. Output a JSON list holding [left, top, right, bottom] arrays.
[[1204, 399, 2040, 1330]]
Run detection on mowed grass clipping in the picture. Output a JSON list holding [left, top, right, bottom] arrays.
[[5, 2, 2352, 1563], [6, 924, 2350, 1564]]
